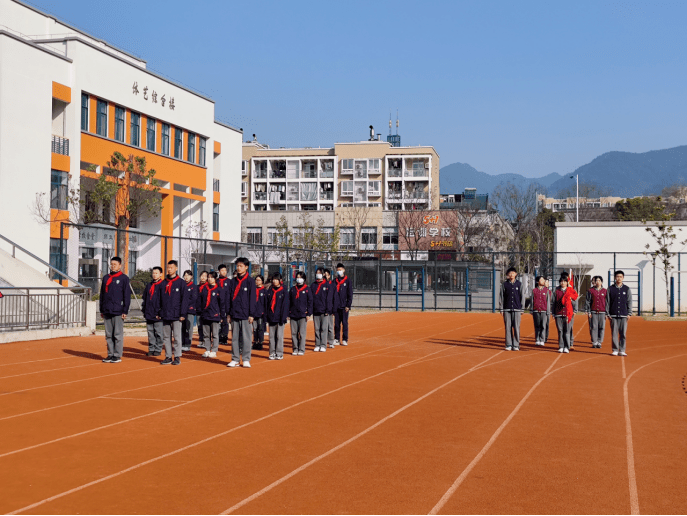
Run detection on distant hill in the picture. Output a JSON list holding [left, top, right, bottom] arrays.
[[440, 146, 687, 198]]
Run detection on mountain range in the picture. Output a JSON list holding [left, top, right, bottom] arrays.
[[440, 145, 687, 198]]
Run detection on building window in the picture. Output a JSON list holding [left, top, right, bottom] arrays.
[[174, 127, 183, 159], [246, 227, 262, 245], [101, 247, 111, 277], [213, 179, 220, 192], [341, 159, 354, 174], [320, 227, 334, 246], [146, 118, 156, 152], [49, 238, 65, 279], [130, 112, 140, 147], [340, 227, 355, 250], [213, 203, 219, 232], [114, 106, 125, 142], [50, 170, 68, 210], [383, 227, 398, 250], [199, 137, 206, 166], [354, 160, 368, 179], [361, 227, 377, 250], [341, 181, 353, 197], [368, 159, 380, 173], [368, 181, 381, 197], [159, 123, 170, 155], [81, 93, 89, 131], [187, 132, 196, 163], [128, 251, 138, 276], [242, 161, 248, 176], [267, 227, 278, 246], [96, 99, 108, 137], [241, 182, 248, 198]]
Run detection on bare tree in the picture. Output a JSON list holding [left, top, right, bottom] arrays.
[[397, 208, 431, 260], [338, 204, 372, 255], [442, 208, 507, 262], [492, 182, 540, 252]]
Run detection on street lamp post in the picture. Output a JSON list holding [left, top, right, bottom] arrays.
[[569, 174, 579, 222]]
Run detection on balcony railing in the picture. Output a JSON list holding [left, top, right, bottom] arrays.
[[51, 135, 69, 156], [387, 168, 402, 177], [404, 169, 429, 178], [253, 170, 267, 179], [404, 191, 429, 200], [320, 191, 334, 200], [254, 192, 267, 201], [387, 191, 403, 200]]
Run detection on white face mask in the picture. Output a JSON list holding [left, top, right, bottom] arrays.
[[296, 278, 304, 285], [337, 270, 344, 277], [316, 274, 323, 280]]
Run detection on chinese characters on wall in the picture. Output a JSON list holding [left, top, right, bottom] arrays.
[[133, 82, 175, 110]]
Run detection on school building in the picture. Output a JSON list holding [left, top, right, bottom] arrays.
[[0, 0, 243, 287]]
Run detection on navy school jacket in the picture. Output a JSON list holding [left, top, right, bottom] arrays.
[[141, 279, 164, 321], [99, 271, 131, 316], [253, 286, 267, 319], [265, 286, 289, 325], [225, 273, 256, 320], [311, 280, 334, 315], [160, 275, 186, 320], [199, 283, 224, 322], [181, 281, 199, 315], [333, 275, 353, 310], [289, 284, 313, 319]]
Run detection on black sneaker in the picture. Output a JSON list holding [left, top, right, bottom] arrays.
[[110, 356, 122, 363], [172, 357, 181, 365], [102, 356, 113, 363], [146, 351, 155, 357], [153, 352, 161, 356], [160, 357, 173, 365]]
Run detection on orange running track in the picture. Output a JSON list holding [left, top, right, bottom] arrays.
[[0, 311, 685, 514]]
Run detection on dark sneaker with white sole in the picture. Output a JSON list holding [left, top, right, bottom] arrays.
[[102, 356, 114, 363], [110, 356, 122, 363], [160, 357, 173, 365], [172, 357, 181, 365]]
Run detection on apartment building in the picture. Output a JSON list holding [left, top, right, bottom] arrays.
[[0, 0, 242, 281]]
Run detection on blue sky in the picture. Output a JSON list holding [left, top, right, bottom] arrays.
[[27, 0, 687, 178]]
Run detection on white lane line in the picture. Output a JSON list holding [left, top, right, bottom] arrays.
[[0, 363, 100, 380], [100, 397, 186, 403], [0, 356, 75, 367]]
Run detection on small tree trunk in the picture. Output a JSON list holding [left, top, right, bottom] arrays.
[[118, 215, 129, 275]]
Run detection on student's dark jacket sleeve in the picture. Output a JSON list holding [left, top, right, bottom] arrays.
[[99, 277, 106, 314], [281, 291, 290, 324], [123, 275, 131, 315], [308, 288, 314, 316], [141, 283, 149, 315], [346, 280, 353, 309], [249, 279, 257, 318], [326, 282, 334, 314]]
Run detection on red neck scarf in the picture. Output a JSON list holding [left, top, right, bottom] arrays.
[[149, 278, 164, 300], [105, 271, 122, 293], [233, 273, 248, 300], [336, 276, 348, 292], [186, 281, 193, 286], [199, 282, 207, 292], [314, 280, 324, 295], [205, 284, 217, 306], [295, 284, 308, 299], [561, 287, 578, 323], [270, 286, 283, 312], [255, 286, 264, 302], [165, 275, 179, 295], [218, 277, 228, 288]]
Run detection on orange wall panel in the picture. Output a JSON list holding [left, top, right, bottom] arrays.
[[108, 104, 115, 139], [89, 96, 97, 134], [125, 110, 131, 145], [49, 209, 70, 239], [213, 191, 220, 204], [214, 141, 221, 154], [51, 81, 71, 103], [213, 232, 220, 241], [51, 153, 70, 172], [140, 114, 147, 150]]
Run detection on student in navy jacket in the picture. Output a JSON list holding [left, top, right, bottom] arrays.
[[289, 270, 313, 355], [265, 273, 289, 360], [333, 263, 353, 346], [499, 267, 526, 351], [252, 275, 267, 350], [181, 270, 199, 352], [606, 270, 633, 356], [160, 260, 186, 365], [100, 256, 131, 363], [217, 264, 230, 344], [141, 266, 164, 356], [196, 270, 208, 346], [225, 257, 256, 368], [199, 271, 224, 358], [311, 267, 334, 353], [324, 269, 336, 348]]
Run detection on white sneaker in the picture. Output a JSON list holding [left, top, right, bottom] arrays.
[[563, 348, 569, 353], [612, 351, 619, 356], [202, 351, 210, 358], [298, 351, 305, 356], [208, 351, 217, 358], [341, 340, 348, 346], [328, 343, 335, 348], [320, 347, 326, 352], [242, 361, 251, 368], [619, 352, 627, 356], [268, 354, 276, 360], [314, 346, 321, 352], [333, 339, 340, 346], [558, 348, 564, 353], [505, 346, 512, 351], [292, 350, 299, 355], [227, 360, 239, 368]]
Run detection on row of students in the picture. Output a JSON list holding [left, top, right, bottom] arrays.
[[501, 268, 633, 355]]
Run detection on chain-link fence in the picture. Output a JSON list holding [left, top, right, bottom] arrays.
[[56, 223, 687, 316]]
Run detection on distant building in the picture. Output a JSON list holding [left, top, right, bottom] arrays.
[[439, 188, 489, 210]]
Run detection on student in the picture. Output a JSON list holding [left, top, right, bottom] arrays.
[[312, 267, 334, 352], [499, 267, 526, 351], [289, 270, 313, 355], [333, 263, 353, 346], [552, 275, 578, 353], [181, 270, 198, 352], [324, 269, 336, 348], [226, 257, 256, 368], [531, 276, 551, 347], [142, 266, 164, 356], [200, 271, 223, 358], [217, 264, 230, 344], [265, 273, 289, 360], [252, 275, 267, 350], [544, 279, 551, 342], [560, 272, 579, 349], [196, 271, 208, 346], [100, 256, 131, 363], [585, 275, 608, 348], [606, 270, 632, 356], [160, 260, 186, 365]]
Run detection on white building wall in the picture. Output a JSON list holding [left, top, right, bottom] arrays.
[[212, 122, 242, 242], [554, 221, 687, 314]]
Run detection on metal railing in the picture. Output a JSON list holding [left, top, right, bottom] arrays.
[[0, 287, 90, 332], [51, 135, 69, 156]]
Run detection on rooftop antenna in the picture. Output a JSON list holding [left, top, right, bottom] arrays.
[[396, 109, 399, 136]]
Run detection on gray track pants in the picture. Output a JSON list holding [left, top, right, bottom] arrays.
[[104, 315, 124, 358], [203, 321, 220, 352], [555, 316, 571, 350], [182, 315, 194, 346], [231, 319, 253, 362], [569, 313, 576, 346], [313, 314, 329, 349], [163, 320, 182, 358], [290, 317, 307, 353], [610, 317, 628, 353], [146, 320, 163, 353], [589, 313, 606, 344], [532, 312, 549, 343], [269, 322, 285, 357], [328, 314, 335, 345], [503, 311, 521, 349]]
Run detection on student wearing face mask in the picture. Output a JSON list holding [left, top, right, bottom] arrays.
[[252, 275, 267, 350], [289, 270, 313, 355], [225, 257, 256, 368], [266, 273, 289, 360], [196, 271, 208, 346], [324, 269, 336, 348], [200, 271, 224, 358], [333, 263, 353, 346], [142, 266, 164, 356], [311, 267, 334, 352]]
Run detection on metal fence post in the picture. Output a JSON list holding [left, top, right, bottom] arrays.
[[670, 276, 675, 317], [164, 236, 168, 265], [653, 259, 656, 315], [378, 257, 382, 311], [203, 240, 208, 267], [421, 267, 425, 312], [434, 259, 438, 311], [395, 267, 399, 312], [492, 254, 496, 313], [262, 244, 266, 278], [637, 270, 642, 316], [56, 289, 60, 328], [59, 222, 65, 285], [607, 270, 611, 288], [465, 266, 470, 313], [25, 289, 30, 330], [613, 252, 616, 274], [679, 253, 682, 316]]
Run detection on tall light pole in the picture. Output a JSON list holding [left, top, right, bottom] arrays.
[[569, 174, 579, 222]]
